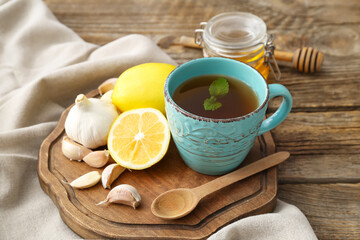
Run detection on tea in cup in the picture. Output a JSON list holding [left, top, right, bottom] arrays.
[[164, 57, 292, 175]]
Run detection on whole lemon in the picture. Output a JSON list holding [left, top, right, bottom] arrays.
[[112, 63, 176, 114]]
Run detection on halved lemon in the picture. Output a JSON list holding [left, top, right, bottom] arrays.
[[107, 108, 171, 170]]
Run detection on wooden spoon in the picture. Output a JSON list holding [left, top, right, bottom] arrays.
[[151, 151, 290, 220]]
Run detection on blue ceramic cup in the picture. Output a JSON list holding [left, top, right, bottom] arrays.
[[164, 57, 292, 175]]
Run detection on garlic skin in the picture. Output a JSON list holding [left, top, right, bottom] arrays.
[[97, 184, 141, 209], [101, 163, 126, 189], [70, 171, 101, 189], [65, 94, 118, 149], [61, 136, 92, 160]]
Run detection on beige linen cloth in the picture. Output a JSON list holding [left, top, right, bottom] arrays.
[[0, 0, 318, 239]]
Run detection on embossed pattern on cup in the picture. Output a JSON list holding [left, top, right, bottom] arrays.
[[165, 102, 266, 174]]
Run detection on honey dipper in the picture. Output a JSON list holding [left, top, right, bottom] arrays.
[[158, 36, 324, 73], [274, 47, 324, 73]]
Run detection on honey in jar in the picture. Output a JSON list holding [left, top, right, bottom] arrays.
[[195, 12, 280, 82]]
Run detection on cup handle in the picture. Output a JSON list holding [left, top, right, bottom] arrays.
[[257, 84, 292, 136]]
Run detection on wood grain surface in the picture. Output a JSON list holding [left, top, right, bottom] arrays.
[[43, 0, 360, 239]]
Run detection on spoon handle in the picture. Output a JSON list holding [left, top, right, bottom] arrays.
[[192, 151, 290, 199]]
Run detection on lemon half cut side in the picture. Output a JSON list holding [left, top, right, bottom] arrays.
[[107, 108, 171, 170]]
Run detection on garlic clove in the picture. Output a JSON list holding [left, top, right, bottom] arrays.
[[100, 90, 113, 105], [62, 136, 92, 160], [70, 171, 101, 189], [98, 78, 118, 95], [83, 150, 110, 168], [101, 163, 126, 189], [96, 184, 141, 209]]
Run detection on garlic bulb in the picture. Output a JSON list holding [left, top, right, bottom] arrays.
[[65, 94, 119, 149]]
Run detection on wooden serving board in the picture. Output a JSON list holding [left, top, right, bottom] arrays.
[[38, 89, 278, 239]]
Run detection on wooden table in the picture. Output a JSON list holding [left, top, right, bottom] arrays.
[[44, 0, 360, 239]]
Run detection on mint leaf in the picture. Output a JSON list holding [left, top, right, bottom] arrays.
[[209, 77, 229, 97], [204, 96, 222, 111], [204, 77, 229, 111]]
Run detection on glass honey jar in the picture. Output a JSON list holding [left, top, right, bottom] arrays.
[[195, 12, 281, 82]]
